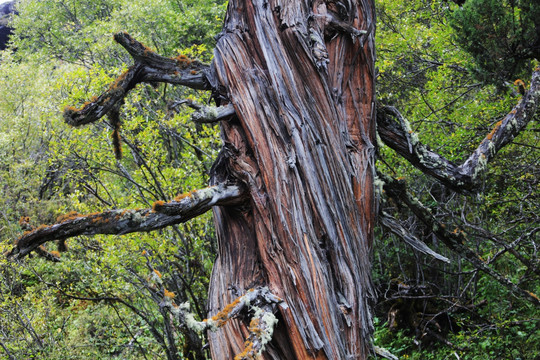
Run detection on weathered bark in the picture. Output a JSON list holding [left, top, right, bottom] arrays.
[[10, 1, 379, 358], [207, 0, 377, 358]]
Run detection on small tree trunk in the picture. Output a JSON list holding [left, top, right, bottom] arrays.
[[207, 0, 377, 358]]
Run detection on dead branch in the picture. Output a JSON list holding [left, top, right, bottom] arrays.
[[166, 287, 283, 359], [63, 32, 215, 127], [377, 67, 540, 193], [379, 211, 450, 263], [380, 173, 540, 307], [8, 184, 245, 260]]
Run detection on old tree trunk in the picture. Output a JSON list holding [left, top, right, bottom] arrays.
[[208, 0, 376, 358], [9, 0, 540, 357], [9, 0, 377, 356]]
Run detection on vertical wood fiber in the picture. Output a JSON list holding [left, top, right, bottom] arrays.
[[208, 1, 376, 358]]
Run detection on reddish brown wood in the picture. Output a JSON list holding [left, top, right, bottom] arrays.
[[208, 0, 377, 358]]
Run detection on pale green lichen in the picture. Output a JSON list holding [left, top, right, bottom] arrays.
[[506, 117, 518, 131], [131, 212, 143, 223], [376, 133, 385, 149], [208, 106, 218, 120], [150, 270, 163, 284], [487, 140, 496, 156], [373, 175, 385, 196], [472, 154, 488, 180], [180, 302, 215, 332], [250, 306, 279, 354], [409, 132, 419, 146]]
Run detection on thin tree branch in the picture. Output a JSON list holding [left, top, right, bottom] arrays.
[[8, 184, 246, 260], [380, 173, 540, 307], [377, 67, 540, 193]]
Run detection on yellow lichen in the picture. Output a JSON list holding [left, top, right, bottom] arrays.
[[174, 54, 193, 69], [56, 211, 81, 223], [153, 269, 162, 278], [174, 191, 193, 201], [514, 79, 526, 95], [527, 291, 539, 301], [210, 296, 242, 327], [248, 318, 263, 336], [91, 216, 103, 223], [164, 288, 175, 299], [234, 341, 256, 360], [486, 120, 503, 140], [64, 105, 80, 114], [142, 44, 155, 56], [152, 200, 165, 212], [35, 224, 50, 231]]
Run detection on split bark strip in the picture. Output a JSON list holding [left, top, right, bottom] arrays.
[[8, 184, 244, 260], [379, 211, 450, 263], [377, 67, 540, 193], [381, 174, 540, 307], [63, 32, 214, 127]]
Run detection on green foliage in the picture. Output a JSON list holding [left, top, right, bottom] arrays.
[[0, 0, 226, 358], [375, 0, 539, 358], [10, 0, 226, 65], [448, 0, 540, 86]]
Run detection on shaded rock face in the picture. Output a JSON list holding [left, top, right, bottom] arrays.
[[0, 1, 16, 51]]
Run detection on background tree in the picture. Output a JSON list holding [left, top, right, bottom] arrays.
[[1, 0, 538, 359]]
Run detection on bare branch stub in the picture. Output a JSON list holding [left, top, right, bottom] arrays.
[[168, 100, 235, 123], [8, 184, 245, 260], [377, 67, 540, 193], [191, 103, 235, 123], [165, 287, 283, 359]]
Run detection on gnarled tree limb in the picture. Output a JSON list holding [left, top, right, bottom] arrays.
[[8, 184, 245, 260], [64, 32, 215, 127], [377, 67, 540, 193]]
